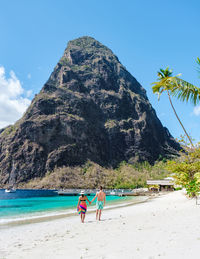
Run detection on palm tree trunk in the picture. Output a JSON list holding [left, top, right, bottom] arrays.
[[167, 90, 194, 148]]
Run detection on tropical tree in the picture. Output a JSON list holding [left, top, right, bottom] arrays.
[[152, 67, 196, 148], [166, 142, 200, 197], [152, 59, 200, 197]]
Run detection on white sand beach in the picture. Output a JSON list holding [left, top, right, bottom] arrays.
[[1, 190, 200, 259]]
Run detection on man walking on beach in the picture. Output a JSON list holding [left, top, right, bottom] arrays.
[[91, 186, 106, 221]]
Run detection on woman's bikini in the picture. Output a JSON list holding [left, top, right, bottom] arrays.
[[80, 197, 86, 203]]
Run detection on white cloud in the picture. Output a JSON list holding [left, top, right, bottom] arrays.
[[26, 90, 33, 98], [0, 66, 31, 128], [193, 105, 200, 116]]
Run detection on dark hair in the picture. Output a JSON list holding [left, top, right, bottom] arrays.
[[100, 186, 103, 190], [81, 194, 84, 197]]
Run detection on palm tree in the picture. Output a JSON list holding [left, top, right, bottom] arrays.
[[165, 58, 200, 105], [152, 67, 195, 148]]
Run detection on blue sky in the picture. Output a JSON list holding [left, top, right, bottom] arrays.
[[0, 0, 200, 142]]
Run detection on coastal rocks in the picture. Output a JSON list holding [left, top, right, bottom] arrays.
[[0, 36, 181, 186]]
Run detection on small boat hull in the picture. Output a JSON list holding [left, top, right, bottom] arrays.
[[5, 189, 16, 193]]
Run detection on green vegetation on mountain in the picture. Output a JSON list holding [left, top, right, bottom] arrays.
[[19, 160, 169, 189], [0, 36, 181, 188]]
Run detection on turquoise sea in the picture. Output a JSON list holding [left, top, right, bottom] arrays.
[[0, 189, 140, 226]]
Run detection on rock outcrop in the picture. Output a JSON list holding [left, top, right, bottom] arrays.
[[0, 36, 180, 186]]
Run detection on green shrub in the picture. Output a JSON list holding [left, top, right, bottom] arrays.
[[166, 146, 200, 197], [22, 159, 170, 189]]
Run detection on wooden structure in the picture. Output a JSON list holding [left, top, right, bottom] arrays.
[[147, 177, 174, 192], [196, 192, 200, 205]]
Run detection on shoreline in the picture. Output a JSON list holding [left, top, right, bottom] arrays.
[[0, 195, 148, 229], [2, 191, 200, 259]]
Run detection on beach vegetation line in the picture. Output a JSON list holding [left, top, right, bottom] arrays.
[[167, 144, 200, 197], [17, 160, 169, 190]]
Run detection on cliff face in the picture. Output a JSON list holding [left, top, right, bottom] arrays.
[[0, 36, 180, 186]]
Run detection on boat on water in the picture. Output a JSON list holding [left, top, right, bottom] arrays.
[[5, 188, 16, 193]]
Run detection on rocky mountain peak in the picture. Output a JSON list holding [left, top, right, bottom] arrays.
[[67, 36, 111, 52], [60, 36, 113, 70], [0, 36, 181, 186]]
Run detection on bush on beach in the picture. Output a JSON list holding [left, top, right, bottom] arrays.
[[166, 145, 200, 197]]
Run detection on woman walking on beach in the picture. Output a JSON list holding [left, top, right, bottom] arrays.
[[77, 191, 91, 223]]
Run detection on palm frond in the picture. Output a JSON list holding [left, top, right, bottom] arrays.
[[157, 67, 173, 80], [157, 71, 163, 79], [152, 76, 176, 95], [197, 57, 200, 77], [170, 77, 200, 105]]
